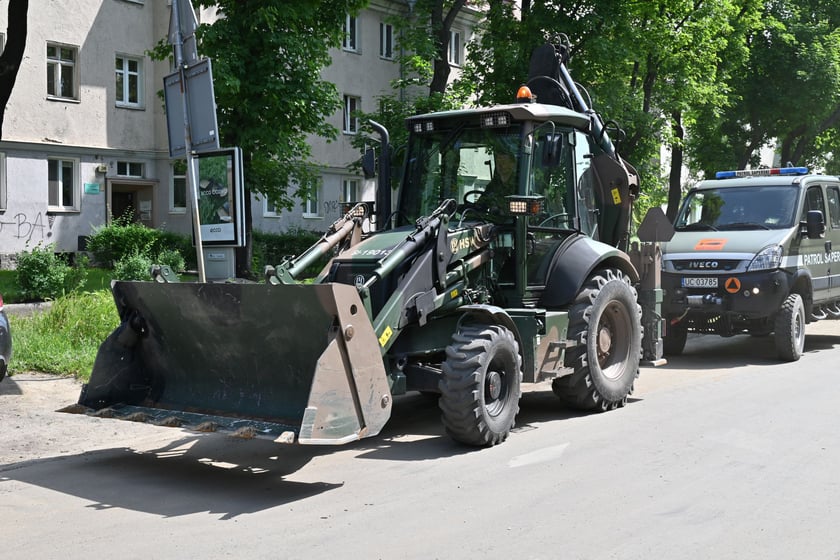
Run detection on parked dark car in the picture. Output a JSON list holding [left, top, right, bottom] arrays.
[[0, 293, 11, 381]]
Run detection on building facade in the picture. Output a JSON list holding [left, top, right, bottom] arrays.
[[0, 0, 477, 266]]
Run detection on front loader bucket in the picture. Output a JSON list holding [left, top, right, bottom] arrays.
[[71, 281, 392, 445]]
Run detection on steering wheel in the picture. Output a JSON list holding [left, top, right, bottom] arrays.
[[538, 213, 570, 227]]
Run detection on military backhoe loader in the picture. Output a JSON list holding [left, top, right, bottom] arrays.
[[65, 37, 660, 447]]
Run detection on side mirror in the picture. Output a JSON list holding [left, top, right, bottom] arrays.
[[361, 148, 376, 179], [802, 210, 825, 239], [541, 134, 563, 167]]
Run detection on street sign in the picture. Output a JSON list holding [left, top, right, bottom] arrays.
[[164, 59, 220, 158]]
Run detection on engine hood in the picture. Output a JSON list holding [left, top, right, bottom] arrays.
[[661, 228, 794, 259]]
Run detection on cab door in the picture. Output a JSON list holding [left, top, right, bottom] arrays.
[[825, 184, 840, 299], [798, 185, 831, 303]]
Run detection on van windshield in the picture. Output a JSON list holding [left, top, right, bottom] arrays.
[[675, 185, 800, 231]]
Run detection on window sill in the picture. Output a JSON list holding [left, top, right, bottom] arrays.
[[169, 208, 187, 215], [46, 96, 80, 104], [116, 103, 146, 111], [302, 215, 321, 220], [47, 208, 80, 214]]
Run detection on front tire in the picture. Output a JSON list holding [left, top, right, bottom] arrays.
[[439, 324, 522, 446], [775, 293, 805, 361], [552, 268, 642, 411]]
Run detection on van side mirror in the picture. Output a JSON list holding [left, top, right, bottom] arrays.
[[802, 210, 825, 239], [361, 148, 376, 179]]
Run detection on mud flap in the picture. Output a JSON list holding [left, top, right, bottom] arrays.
[[73, 281, 392, 445]]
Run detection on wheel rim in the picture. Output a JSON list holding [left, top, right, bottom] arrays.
[[484, 359, 509, 417], [794, 309, 804, 348], [597, 301, 633, 380]]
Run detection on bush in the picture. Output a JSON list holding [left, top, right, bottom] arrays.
[[113, 251, 154, 281], [156, 248, 186, 273], [15, 243, 77, 301], [86, 213, 159, 266], [155, 230, 195, 270], [86, 215, 193, 273], [252, 227, 325, 277]]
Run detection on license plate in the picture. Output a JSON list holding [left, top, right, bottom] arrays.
[[681, 277, 718, 288]]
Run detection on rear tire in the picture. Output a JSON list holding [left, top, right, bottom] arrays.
[[775, 293, 805, 361], [663, 323, 688, 356], [552, 268, 642, 411], [439, 324, 522, 446]]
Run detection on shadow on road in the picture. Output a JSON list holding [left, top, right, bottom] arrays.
[[0, 389, 599, 517], [657, 330, 840, 371]]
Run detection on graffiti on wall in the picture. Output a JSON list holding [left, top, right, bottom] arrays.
[[0, 212, 53, 242]]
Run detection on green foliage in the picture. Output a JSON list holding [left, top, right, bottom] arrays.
[[171, 0, 368, 212], [86, 213, 159, 265], [156, 248, 186, 274], [156, 230, 196, 270], [113, 251, 154, 281], [8, 291, 119, 379], [86, 214, 192, 273], [15, 243, 84, 301], [251, 228, 325, 277]]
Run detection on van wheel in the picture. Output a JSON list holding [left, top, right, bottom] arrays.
[[663, 323, 688, 355], [439, 324, 522, 446], [775, 293, 805, 361], [552, 269, 642, 411]]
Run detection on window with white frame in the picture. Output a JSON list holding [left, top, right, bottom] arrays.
[[48, 158, 79, 211], [343, 14, 358, 52], [342, 178, 359, 202], [343, 95, 360, 134], [117, 161, 144, 177], [263, 197, 281, 217], [170, 160, 186, 213], [379, 21, 394, 59], [448, 29, 462, 66], [0, 153, 6, 211], [302, 187, 320, 218], [47, 43, 78, 100], [115, 55, 143, 108]]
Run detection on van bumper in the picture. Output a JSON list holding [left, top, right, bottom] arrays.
[[662, 269, 791, 327]]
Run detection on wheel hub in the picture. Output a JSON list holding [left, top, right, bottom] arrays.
[[597, 324, 613, 357], [486, 370, 502, 401]]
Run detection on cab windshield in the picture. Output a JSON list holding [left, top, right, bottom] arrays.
[[398, 124, 523, 225], [675, 185, 800, 231]]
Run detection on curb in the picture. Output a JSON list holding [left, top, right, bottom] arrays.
[[4, 302, 53, 317]]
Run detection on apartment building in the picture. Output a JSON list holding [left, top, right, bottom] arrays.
[[0, 0, 478, 265]]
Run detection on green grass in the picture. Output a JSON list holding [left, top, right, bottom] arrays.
[[0, 268, 114, 304], [8, 290, 119, 380]]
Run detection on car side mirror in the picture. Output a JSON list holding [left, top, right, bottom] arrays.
[[802, 210, 825, 239]]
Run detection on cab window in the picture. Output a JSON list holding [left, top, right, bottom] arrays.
[[826, 186, 840, 229], [804, 186, 825, 218]]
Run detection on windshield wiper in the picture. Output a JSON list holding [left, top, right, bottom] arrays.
[[677, 222, 718, 231], [719, 222, 770, 230]]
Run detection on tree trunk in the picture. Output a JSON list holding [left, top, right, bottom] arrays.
[[428, 0, 466, 96], [0, 0, 29, 141]]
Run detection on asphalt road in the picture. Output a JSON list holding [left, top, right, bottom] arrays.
[[2, 322, 840, 560]]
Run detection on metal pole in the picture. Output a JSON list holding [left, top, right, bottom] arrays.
[[171, 0, 206, 282]]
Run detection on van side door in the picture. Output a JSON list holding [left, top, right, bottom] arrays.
[[799, 185, 831, 304], [825, 184, 840, 300]]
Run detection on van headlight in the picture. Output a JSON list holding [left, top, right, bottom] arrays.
[[747, 244, 783, 271]]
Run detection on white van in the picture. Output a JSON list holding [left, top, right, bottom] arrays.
[[661, 167, 840, 361]]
